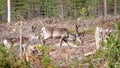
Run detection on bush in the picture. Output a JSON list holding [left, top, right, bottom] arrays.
[[105, 32, 120, 67], [0, 45, 29, 68], [83, 22, 120, 68], [0, 45, 11, 68]]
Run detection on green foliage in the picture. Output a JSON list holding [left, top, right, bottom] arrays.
[[105, 32, 120, 68], [0, 0, 120, 21], [0, 44, 54, 67], [0, 44, 30, 68], [0, 45, 10, 68], [80, 8, 87, 16], [0, 0, 7, 22], [82, 23, 120, 68], [0, 0, 6, 14], [117, 22, 120, 30], [41, 53, 51, 68], [42, 0, 59, 18], [85, 29, 95, 34], [37, 45, 55, 68]]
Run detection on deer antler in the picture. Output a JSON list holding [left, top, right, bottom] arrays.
[[74, 24, 84, 45], [75, 24, 80, 36], [75, 24, 85, 38]]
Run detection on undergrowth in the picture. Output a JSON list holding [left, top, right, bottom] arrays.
[[0, 45, 29, 68], [82, 22, 120, 68], [0, 44, 56, 68]]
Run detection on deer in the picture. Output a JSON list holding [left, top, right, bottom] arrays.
[[2, 37, 29, 56], [40, 26, 69, 46], [40, 24, 85, 47], [2, 34, 40, 52]]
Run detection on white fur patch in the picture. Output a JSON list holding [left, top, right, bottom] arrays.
[[41, 27, 46, 37], [41, 27, 45, 32], [3, 39, 11, 49], [41, 27, 52, 39], [3, 39, 8, 45]]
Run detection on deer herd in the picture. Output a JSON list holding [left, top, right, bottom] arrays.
[[1, 18, 115, 59]]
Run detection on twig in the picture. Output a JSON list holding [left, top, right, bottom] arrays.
[[20, 20, 22, 59]]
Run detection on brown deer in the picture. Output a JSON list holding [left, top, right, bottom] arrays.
[[31, 18, 85, 47], [40, 24, 84, 47], [2, 37, 29, 55], [40, 26, 70, 46]]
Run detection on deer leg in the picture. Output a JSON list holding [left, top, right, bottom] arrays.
[[51, 37, 54, 45], [43, 40, 45, 45], [41, 39, 45, 45], [22, 44, 27, 57], [65, 40, 71, 48], [63, 37, 71, 48], [60, 37, 64, 47], [41, 37, 52, 45], [25, 50, 29, 62], [80, 37, 84, 52], [76, 37, 84, 45], [79, 37, 84, 45], [22, 46, 25, 56]]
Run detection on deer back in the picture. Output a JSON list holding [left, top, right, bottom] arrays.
[[53, 28, 69, 38], [3, 37, 28, 49]]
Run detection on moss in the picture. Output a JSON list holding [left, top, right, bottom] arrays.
[[85, 29, 94, 34], [68, 29, 76, 34]]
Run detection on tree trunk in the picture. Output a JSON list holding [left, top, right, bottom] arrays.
[[60, 0, 64, 19], [73, 0, 76, 20], [114, 0, 117, 15], [7, 0, 11, 23], [104, 0, 107, 19], [20, 21, 23, 59]]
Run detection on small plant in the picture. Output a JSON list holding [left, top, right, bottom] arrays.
[[103, 22, 120, 67], [36, 45, 56, 68], [104, 31, 120, 68]]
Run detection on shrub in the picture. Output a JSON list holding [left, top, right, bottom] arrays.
[[83, 22, 120, 68]]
